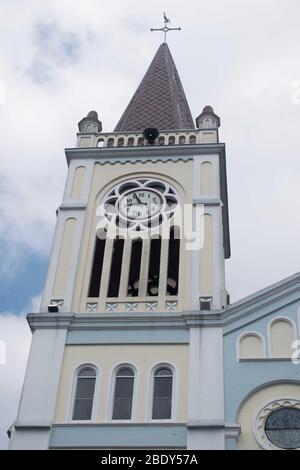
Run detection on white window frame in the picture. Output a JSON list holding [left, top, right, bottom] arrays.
[[147, 362, 177, 422], [68, 363, 100, 423], [107, 363, 137, 423]]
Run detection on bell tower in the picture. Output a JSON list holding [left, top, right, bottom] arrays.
[[9, 41, 230, 450]]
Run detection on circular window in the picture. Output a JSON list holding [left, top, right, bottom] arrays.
[[265, 407, 300, 449], [100, 178, 179, 231], [255, 399, 300, 450]]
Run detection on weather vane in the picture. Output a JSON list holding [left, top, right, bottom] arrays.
[[151, 12, 181, 43]]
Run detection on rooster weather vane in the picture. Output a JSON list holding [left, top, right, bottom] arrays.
[[151, 13, 181, 43]]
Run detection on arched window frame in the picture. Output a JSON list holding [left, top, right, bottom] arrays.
[[148, 363, 176, 422], [108, 363, 137, 422], [267, 316, 297, 358], [236, 331, 267, 361], [69, 363, 99, 422]]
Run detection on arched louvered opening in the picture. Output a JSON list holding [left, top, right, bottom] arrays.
[[107, 138, 114, 148], [168, 136, 175, 145], [112, 366, 135, 420], [117, 137, 124, 147], [107, 238, 125, 297], [72, 367, 96, 421], [166, 227, 180, 295], [189, 135, 196, 144], [179, 135, 186, 144], [88, 236, 106, 297], [147, 237, 161, 296], [127, 137, 134, 147], [152, 366, 173, 420], [137, 137, 144, 146], [127, 239, 143, 296]]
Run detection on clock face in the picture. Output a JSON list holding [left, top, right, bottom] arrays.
[[119, 189, 162, 220], [102, 178, 179, 231]]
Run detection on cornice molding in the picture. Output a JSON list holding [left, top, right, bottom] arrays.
[[65, 143, 225, 164]]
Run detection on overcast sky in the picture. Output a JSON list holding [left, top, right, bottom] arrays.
[[0, 0, 300, 449]]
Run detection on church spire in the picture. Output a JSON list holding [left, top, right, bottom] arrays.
[[114, 43, 195, 132]]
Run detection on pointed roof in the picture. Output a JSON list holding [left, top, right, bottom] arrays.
[[114, 43, 195, 132]]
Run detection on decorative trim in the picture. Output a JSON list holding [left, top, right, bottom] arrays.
[[253, 398, 300, 450], [96, 157, 193, 165], [166, 301, 178, 311], [146, 302, 158, 311], [126, 303, 138, 312], [86, 303, 98, 313], [59, 203, 87, 211], [106, 303, 118, 312], [50, 299, 64, 307]]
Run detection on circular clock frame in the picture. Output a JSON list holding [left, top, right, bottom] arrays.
[[102, 178, 179, 231]]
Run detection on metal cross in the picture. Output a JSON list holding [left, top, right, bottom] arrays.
[[151, 12, 181, 43]]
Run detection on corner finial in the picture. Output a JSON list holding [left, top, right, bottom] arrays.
[[150, 13, 181, 43]]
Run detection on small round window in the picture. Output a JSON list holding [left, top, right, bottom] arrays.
[[265, 407, 300, 449]]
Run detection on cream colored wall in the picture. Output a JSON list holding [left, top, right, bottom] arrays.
[[72, 160, 194, 312], [52, 218, 77, 298], [201, 162, 213, 194], [54, 344, 188, 423], [236, 383, 300, 449], [270, 320, 295, 358], [239, 335, 264, 359], [199, 214, 213, 295], [71, 166, 86, 199]]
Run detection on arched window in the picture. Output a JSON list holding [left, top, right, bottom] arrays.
[[107, 138, 114, 148], [137, 137, 144, 146], [127, 137, 134, 147], [189, 135, 196, 144], [112, 366, 135, 420], [72, 367, 96, 420], [179, 135, 186, 145], [158, 136, 165, 145], [168, 136, 175, 145], [152, 366, 173, 420]]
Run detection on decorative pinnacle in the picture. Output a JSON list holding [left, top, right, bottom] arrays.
[[150, 12, 181, 43]]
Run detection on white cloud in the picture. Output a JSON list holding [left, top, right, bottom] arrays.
[[0, 0, 299, 451], [0, 295, 40, 449], [1, 0, 299, 298]]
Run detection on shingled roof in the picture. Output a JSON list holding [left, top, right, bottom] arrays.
[[114, 43, 195, 132]]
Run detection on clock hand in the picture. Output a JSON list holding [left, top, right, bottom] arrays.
[[133, 192, 142, 204]]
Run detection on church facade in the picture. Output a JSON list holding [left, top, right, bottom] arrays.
[[8, 43, 300, 450]]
